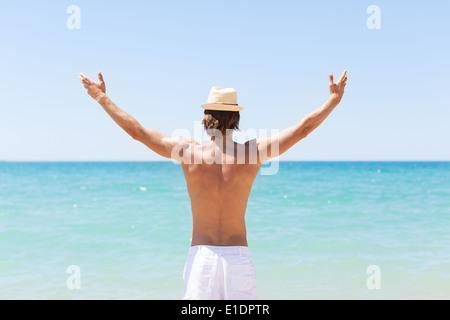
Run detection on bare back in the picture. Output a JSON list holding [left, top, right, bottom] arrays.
[[80, 70, 347, 247], [181, 139, 261, 246]]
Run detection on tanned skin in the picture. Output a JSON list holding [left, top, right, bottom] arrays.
[[79, 70, 347, 246]]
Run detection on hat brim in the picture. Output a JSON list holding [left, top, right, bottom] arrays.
[[201, 103, 244, 111]]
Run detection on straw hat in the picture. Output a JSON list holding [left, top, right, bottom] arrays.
[[201, 86, 244, 111]]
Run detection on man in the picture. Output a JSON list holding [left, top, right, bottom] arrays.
[[79, 70, 347, 299]]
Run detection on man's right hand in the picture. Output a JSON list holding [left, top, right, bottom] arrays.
[[79, 72, 106, 101], [329, 70, 347, 105]]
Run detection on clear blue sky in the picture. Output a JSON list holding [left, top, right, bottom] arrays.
[[1, 0, 449, 161]]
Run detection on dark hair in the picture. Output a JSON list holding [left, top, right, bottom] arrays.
[[202, 110, 240, 136]]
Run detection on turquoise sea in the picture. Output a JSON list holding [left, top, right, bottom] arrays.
[[0, 161, 449, 299]]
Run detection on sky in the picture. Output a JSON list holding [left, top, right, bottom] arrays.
[[0, 0, 449, 161]]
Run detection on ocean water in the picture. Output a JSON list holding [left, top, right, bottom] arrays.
[[0, 161, 449, 299]]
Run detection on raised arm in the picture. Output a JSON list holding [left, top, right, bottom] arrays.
[[79, 72, 196, 160], [256, 70, 347, 163]]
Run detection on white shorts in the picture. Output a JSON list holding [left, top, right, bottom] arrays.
[[182, 245, 257, 300]]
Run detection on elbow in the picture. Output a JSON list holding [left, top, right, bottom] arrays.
[[294, 126, 310, 141], [130, 132, 140, 141], [129, 127, 143, 141], [129, 121, 148, 141], [297, 128, 309, 140], [298, 117, 317, 140], [302, 128, 312, 139]]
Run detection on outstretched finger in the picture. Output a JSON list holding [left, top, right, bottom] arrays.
[[79, 76, 90, 85], [79, 73, 92, 85], [98, 72, 104, 83], [78, 76, 89, 84], [79, 76, 87, 86], [329, 74, 334, 86], [338, 70, 347, 83]]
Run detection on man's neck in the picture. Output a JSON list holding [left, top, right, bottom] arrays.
[[210, 134, 235, 155]]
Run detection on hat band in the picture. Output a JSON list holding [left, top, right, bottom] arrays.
[[207, 102, 238, 105]]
